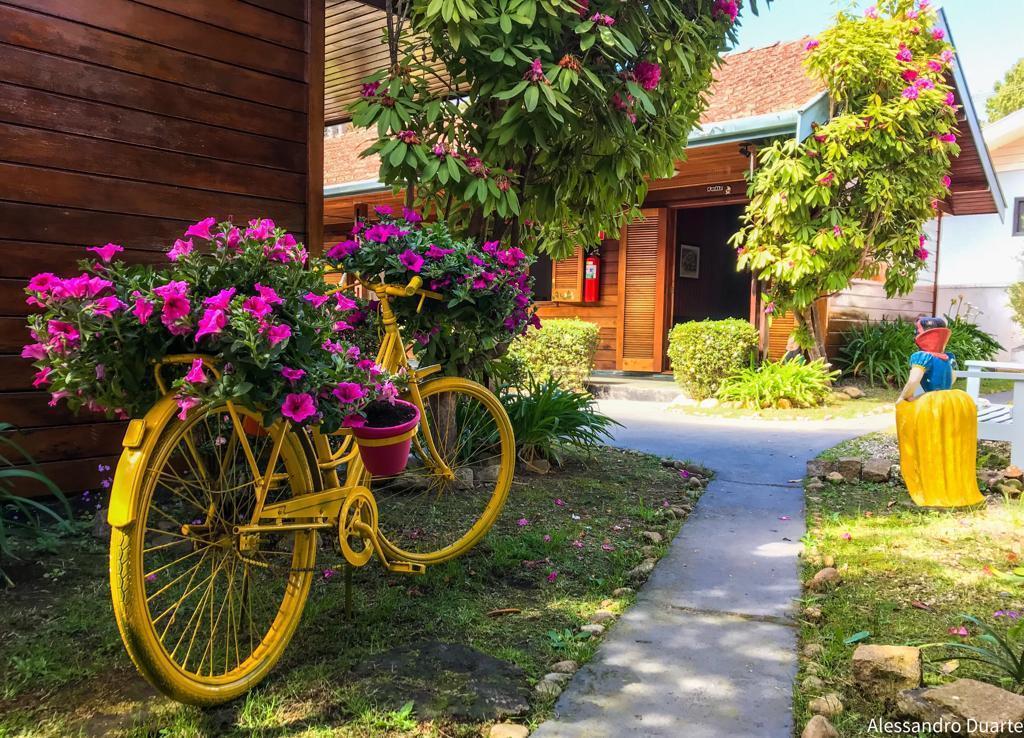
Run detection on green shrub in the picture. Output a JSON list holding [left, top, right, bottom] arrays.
[[716, 359, 839, 409], [499, 376, 620, 465], [507, 319, 599, 392], [837, 317, 1002, 386], [667, 319, 758, 400]]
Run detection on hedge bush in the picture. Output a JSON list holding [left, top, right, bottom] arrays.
[[716, 359, 838, 409], [667, 319, 758, 400], [837, 317, 1002, 386], [508, 319, 599, 392]]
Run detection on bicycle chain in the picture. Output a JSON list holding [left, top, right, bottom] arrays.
[[236, 536, 350, 575]]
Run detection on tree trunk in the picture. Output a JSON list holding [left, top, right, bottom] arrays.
[[794, 304, 828, 361]]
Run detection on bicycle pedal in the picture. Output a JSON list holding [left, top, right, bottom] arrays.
[[386, 560, 427, 575]]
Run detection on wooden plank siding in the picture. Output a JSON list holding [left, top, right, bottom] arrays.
[[1, 0, 324, 495]]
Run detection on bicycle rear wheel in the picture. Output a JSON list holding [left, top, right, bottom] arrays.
[[364, 377, 515, 564], [110, 403, 319, 705]]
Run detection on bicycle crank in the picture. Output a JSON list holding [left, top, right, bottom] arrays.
[[337, 487, 426, 575]]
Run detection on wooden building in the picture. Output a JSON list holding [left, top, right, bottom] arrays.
[[323, 25, 1003, 372]]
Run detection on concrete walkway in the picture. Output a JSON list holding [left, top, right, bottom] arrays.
[[532, 401, 893, 738]]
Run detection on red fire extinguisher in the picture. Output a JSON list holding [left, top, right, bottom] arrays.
[[583, 253, 600, 303]]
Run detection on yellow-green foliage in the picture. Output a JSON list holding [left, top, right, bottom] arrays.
[[508, 318, 599, 392], [667, 319, 758, 400], [717, 359, 839, 409]]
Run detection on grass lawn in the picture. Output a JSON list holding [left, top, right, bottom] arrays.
[[797, 434, 1024, 736], [0, 448, 702, 738], [670, 384, 898, 421]]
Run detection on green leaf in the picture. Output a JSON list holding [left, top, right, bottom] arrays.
[[844, 631, 872, 645], [499, 14, 512, 33], [524, 84, 540, 112], [494, 80, 529, 100], [389, 142, 408, 167]]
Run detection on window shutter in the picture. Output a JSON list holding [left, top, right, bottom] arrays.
[[617, 210, 669, 372], [551, 247, 584, 302]]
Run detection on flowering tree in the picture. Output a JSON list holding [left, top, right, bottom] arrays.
[[350, 0, 764, 258], [732, 0, 959, 358]]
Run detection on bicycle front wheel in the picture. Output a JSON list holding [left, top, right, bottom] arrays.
[[366, 377, 515, 564], [110, 403, 319, 705]]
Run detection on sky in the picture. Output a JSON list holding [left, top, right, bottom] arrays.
[[731, 0, 1024, 119]]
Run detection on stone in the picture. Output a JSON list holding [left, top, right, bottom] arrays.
[[687, 477, 704, 490], [661, 457, 676, 467], [997, 483, 1022, 499], [611, 587, 634, 598], [897, 679, 1024, 737], [806, 459, 836, 479], [1002, 478, 1023, 490], [641, 531, 663, 544], [477, 465, 502, 483], [806, 481, 825, 494], [590, 610, 615, 624], [803, 643, 825, 659], [529, 458, 551, 475], [841, 386, 866, 399], [699, 398, 719, 409], [1004, 465, 1024, 480], [776, 398, 793, 409], [640, 546, 657, 558], [822, 555, 836, 568], [808, 567, 841, 591], [92, 508, 111, 540], [805, 662, 824, 676], [802, 715, 839, 738], [862, 458, 892, 483], [534, 680, 562, 699], [889, 464, 903, 482], [808, 693, 843, 718], [836, 457, 863, 481], [830, 391, 852, 403], [851, 644, 922, 700], [825, 472, 845, 484], [802, 606, 823, 623], [454, 467, 475, 489], [543, 672, 572, 686], [802, 676, 825, 692], [580, 624, 605, 636], [550, 660, 579, 674], [666, 506, 689, 519], [490, 724, 529, 738], [627, 559, 656, 580], [351, 641, 530, 721]]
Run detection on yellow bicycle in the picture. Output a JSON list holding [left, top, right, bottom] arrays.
[[106, 276, 515, 705]]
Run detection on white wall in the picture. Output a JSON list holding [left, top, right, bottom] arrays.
[[937, 168, 1024, 360]]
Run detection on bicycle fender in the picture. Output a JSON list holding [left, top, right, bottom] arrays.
[[107, 394, 179, 529]]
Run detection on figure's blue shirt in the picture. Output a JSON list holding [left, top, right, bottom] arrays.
[[910, 350, 956, 392]]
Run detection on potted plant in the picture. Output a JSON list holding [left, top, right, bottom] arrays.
[[347, 398, 421, 476]]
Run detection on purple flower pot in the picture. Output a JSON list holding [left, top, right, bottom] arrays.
[[351, 399, 420, 476]]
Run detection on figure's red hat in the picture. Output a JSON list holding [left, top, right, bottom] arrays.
[[915, 317, 950, 357]]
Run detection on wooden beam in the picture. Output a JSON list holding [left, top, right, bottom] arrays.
[[307, 0, 326, 255]]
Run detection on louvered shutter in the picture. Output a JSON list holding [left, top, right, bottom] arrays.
[[617, 210, 669, 371], [551, 247, 584, 302]]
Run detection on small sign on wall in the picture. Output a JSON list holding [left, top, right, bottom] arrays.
[[678, 244, 700, 279]]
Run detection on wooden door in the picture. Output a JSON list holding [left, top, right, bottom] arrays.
[[617, 209, 669, 371], [551, 246, 585, 302]]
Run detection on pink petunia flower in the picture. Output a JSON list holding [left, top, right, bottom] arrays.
[[281, 367, 305, 382], [402, 207, 423, 223], [266, 323, 292, 346], [303, 292, 330, 308], [167, 238, 194, 262], [398, 249, 424, 273], [902, 86, 919, 100], [334, 294, 358, 312], [33, 367, 52, 388], [333, 382, 367, 404], [184, 217, 217, 240], [941, 174, 951, 188], [896, 46, 913, 63], [87, 243, 124, 263], [176, 394, 200, 421], [242, 296, 272, 320], [944, 92, 956, 107], [326, 240, 360, 260], [131, 294, 154, 325], [939, 132, 957, 144], [547, 571, 558, 583], [254, 283, 283, 305], [184, 358, 207, 384], [931, 27, 944, 40], [204, 287, 236, 311], [281, 393, 317, 423], [21, 343, 47, 360], [88, 296, 125, 318], [194, 308, 227, 340]]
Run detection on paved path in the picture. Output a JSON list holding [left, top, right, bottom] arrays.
[[532, 402, 892, 738]]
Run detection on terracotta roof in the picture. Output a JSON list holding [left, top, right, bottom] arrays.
[[325, 37, 826, 186], [699, 37, 824, 125]]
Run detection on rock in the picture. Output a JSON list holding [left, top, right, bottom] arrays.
[[666, 506, 689, 519], [997, 484, 1022, 499], [92, 508, 111, 540], [640, 545, 657, 558], [490, 724, 529, 738], [580, 624, 605, 636], [808, 567, 841, 591], [803, 643, 824, 659], [1003, 478, 1023, 490], [862, 458, 892, 483], [805, 662, 824, 676], [641, 531, 663, 544], [1004, 465, 1024, 480], [897, 679, 1024, 737], [699, 398, 719, 409], [661, 458, 676, 468], [852, 645, 922, 700], [777, 398, 793, 409], [802, 715, 839, 738], [542, 672, 572, 686], [825, 472, 845, 484], [534, 680, 562, 699], [477, 465, 502, 483], [836, 457, 863, 481], [611, 587, 634, 598], [802, 676, 826, 692], [823, 555, 836, 567], [889, 464, 903, 482], [841, 386, 866, 399], [351, 641, 530, 720], [806, 459, 836, 479], [808, 693, 844, 718], [803, 606, 823, 623], [590, 610, 615, 624], [806, 481, 825, 494], [628, 559, 656, 580], [550, 660, 579, 674], [830, 392, 852, 403], [687, 477, 704, 490], [529, 458, 551, 475], [454, 467, 475, 489]]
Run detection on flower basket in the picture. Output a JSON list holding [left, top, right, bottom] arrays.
[[350, 399, 420, 476]]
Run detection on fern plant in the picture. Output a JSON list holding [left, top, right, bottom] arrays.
[[1, 422, 71, 587], [716, 359, 839, 409]]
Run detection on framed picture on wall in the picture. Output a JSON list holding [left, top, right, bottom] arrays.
[[678, 244, 700, 279]]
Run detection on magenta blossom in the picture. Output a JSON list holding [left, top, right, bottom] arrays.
[[131, 294, 154, 325], [184, 217, 216, 240], [817, 171, 835, 186], [87, 295, 125, 318], [167, 238, 194, 262], [204, 287, 236, 311], [425, 244, 455, 259], [176, 394, 200, 421], [87, 243, 124, 263], [333, 382, 367, 404], [374, 205, 393, 217], [21, 343, 47, 360], [916, 247, 929, 260], [402, 207, 423, 223], [361, 81, 380, 98], [254, 283, 283, 305], [265, 323, 292, 346], [281, 393, 317, 423], [242, 296, 272, 320], [944, 92, 956, 108], [804, 38, 819, 52], [334, 293, 358, 312], [635, 61, 661, 91], [185, 358, 207, 384], [326, 240, 360, 260], [322, 339, 345, 354], [33, 367, 52, 388], [940, 49, 954, 64], [942, 174, 951, 188], [245, 218, 275, 240], [931, 27, 944, 40], [864, 5, 878, 18], [927, 60, 943, 73], [901, 86, 919, 100], [547, 571, 558, 583], [589, 12, 614, 25], [713, 0, 737, 22], [398, 249, 424, 273], [901, 68, 919, 82], [194, 308, 227, 340], [939, 132, 957, 144], [303, 292, 330, 308], [914, 77, 935, 91], [364, 223, 404, 243], [517, 518, 530, 527], [281, 367, 305, 382], [896, 46, 913, 63]]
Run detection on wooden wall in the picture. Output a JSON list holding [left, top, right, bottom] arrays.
[[1, 0, 324, 494]]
